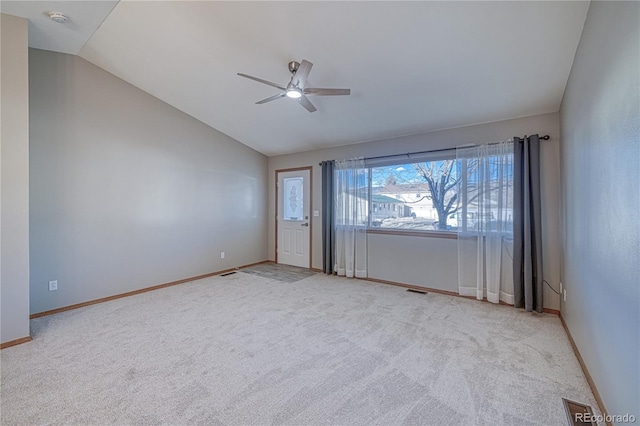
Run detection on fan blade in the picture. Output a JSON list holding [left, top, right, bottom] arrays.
[[291, 60, 313, 88], [304, 88, 351, 96], [256, 93, 286, 104], [237, 73, 285, 91], [298, 95, 317, 113]]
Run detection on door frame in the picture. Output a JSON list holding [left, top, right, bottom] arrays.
[[275, 166, 313, 269]]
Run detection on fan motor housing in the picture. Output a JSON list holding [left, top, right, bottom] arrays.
[[288, 61, 300, 74]]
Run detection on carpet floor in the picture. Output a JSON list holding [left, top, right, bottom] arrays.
[[1, 272, 601, 425]]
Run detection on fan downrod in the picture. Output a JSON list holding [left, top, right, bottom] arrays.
[[288, 61, 300, 75]]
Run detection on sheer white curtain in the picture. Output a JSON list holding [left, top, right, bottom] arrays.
[[334, 157, 368, 278], [457, 141, 514, 304]]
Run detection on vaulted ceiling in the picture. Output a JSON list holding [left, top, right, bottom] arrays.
[[2, 1, 589, 156]]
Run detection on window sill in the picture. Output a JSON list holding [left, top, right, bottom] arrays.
[[366, 228, 458, 239]]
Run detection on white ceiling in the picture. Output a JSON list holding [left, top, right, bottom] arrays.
[[1, 1, 118, 55], [5, 1, 589, 156]]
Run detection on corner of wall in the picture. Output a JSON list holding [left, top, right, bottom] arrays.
[[1, 13, 31, 344]]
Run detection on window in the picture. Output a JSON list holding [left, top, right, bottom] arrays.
[[370, 158, 460, 231], [334, 165, 369, 227], [456, 145, 514, 237], [362, 146, 514, 234]]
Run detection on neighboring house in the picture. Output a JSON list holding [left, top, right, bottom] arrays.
[[370, 194, 409, 225], [373, 183, 447, 229]]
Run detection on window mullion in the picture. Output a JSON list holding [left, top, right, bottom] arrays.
[[461, 158, 468, 232], [368, 168, 372, 227]]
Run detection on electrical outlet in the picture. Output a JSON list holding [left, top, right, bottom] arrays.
[[220, 252, 225, 259], [48, 280, 58, 291], [563, 289, 567, 302]]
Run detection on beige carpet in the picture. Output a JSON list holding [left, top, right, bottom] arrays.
[[1, 272, 601, 425]]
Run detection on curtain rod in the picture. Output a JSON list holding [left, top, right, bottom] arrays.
[[319, 134, 550, 165]]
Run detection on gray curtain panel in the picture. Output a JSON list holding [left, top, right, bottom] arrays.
[[321, 160, 335, 274], [513, 135, 544, 312]]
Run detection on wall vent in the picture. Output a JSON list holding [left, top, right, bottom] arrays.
[[220, 271, 237, 277], [406, 289, 428, 295]]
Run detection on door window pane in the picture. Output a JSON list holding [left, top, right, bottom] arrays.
[[283, 177, 304, 220]]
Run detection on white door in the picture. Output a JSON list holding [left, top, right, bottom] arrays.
[[277, 169, 310, 268]]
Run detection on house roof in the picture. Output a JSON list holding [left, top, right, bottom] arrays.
[[2, 1, 590, 156], [371, 194, 404, 204], [373, 183, 432, 194]]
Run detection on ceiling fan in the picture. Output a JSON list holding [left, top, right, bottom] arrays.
[[237, 60, 350, 113]]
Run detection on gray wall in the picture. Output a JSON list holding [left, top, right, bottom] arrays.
[[29, 49, 268, 315], [560, 1, 639, 418], [268, 112, 562, 310], [1, 14, 31, 344]]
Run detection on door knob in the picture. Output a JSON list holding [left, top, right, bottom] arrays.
[[301, 223, 309, 227]]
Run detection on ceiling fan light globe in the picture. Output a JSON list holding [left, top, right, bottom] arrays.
[[286, 89, 302, 99]]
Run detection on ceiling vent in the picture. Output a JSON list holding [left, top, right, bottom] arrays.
[[48, 12, 68, 23]]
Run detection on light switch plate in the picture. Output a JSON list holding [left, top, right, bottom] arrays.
[[313, 210, 319, 217]]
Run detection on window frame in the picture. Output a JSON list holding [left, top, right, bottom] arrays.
[[362, 148, 514, 238], [364, 151, 461, 236]]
